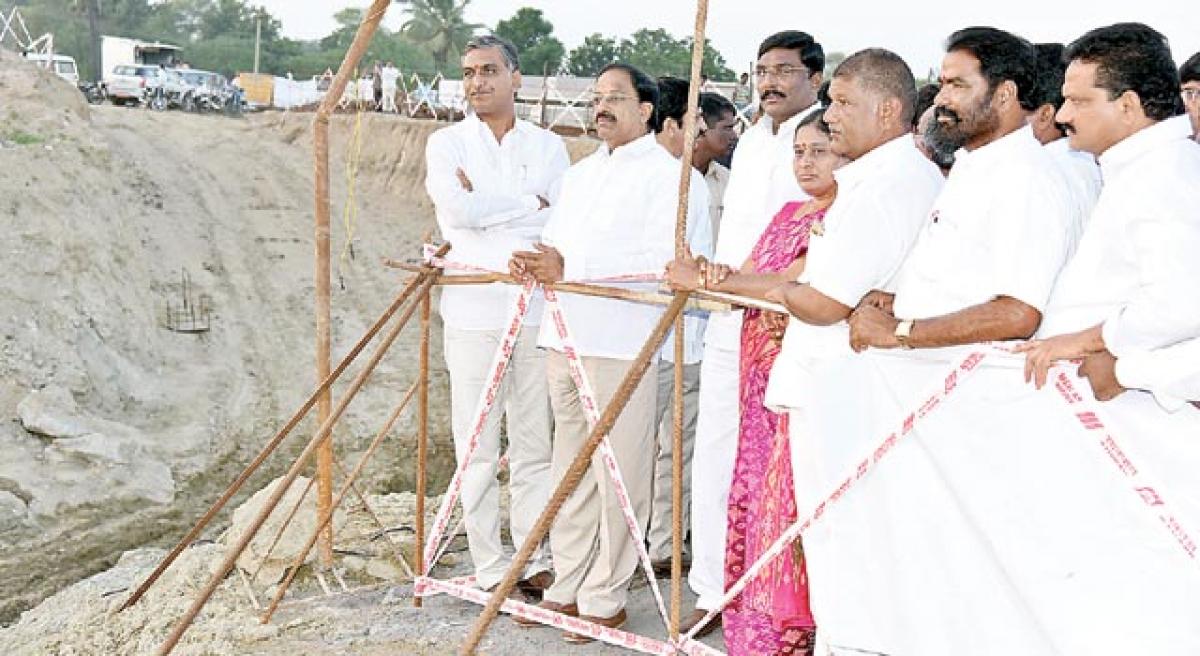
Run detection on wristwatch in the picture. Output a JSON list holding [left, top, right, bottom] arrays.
[[894, 319, 916, 349]]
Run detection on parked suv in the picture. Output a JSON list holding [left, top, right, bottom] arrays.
[[106, 64, 163, 106]]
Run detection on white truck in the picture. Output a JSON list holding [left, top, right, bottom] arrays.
[[100, 35, 181, 83]]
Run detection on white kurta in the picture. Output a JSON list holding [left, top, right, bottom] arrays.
[[425, 113, 569, 329], [538, 132, 708, 360], [1045, 136, 1101, 227]]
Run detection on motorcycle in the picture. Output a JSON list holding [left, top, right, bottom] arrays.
[[77, 81, 107, 104]]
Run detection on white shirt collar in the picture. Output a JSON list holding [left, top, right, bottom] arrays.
[[597, 131, 659, 160], [1098, 114, 1194, 180], [833, 132, 918, 188], [953, 124, 1038, 168], [755, 102, 819, 140]]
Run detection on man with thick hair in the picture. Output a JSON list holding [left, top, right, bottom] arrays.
[[509, 61, 706, 642], [423, 33, 566, 599], [762, 46, 944, 653], [1028, 42, 1102, 225], [646, 76, 713, 578], [1180, 51, 1200, 140], [683, 29, 824, 635], [696, 91, 737, 240]]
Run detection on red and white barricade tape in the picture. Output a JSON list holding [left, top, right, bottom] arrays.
[[415, 575, 703, 655], [680, 349, 990, 643], [543, 288, 673, 631], [1049, 369, 1199, 560], [421, 280, 535, 573]]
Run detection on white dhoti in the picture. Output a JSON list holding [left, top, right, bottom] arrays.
[[791, 347, 1200, 656], [688, 341, 740, 609]]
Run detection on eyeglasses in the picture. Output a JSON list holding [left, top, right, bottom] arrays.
[[588, 93, 639, 107], [754, 64, 807, 81], [1183, 88, 1200, 102]]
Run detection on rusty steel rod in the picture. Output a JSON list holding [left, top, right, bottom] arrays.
[[414, 282, 433, 607], [259, 378, 421, 623], [672, 0, 711, 640], [457, 294, 690, 655], [313, 0, 393, 571]]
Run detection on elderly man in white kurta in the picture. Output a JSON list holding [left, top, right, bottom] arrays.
[[509, 62, 706, 638], [424, 36, 568, 594], [682, 30, 823, 633]]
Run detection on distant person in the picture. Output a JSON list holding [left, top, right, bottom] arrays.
[[423, 34, 567, 601], [912, 82, 940, 130], [915, 104, 956, 174], [381, 61, 400, 113], [1182, 51, 1200, 141], [732, 71, 753, 115], [372, 60, 383, 111]]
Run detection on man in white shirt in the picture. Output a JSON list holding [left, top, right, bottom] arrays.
[[849, 28, 1078, 353], [423, 35, 568, 596], [646, 77, 714, 575], [1020, 24, 1200, 395], [509, 62, 707, 640], [683, 29, 825, 635], [758, 48, 943, 651], [1027, 42, 1102, 223], [380, 61, 400, 113]]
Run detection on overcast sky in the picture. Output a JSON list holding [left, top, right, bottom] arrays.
[[254, 1, 1200, 75]]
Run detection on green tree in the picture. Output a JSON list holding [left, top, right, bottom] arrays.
[[566, 33, 618, 77], [399, 0, 482, 73], [611, 29, 734, 80], [494, 7, 564, 75]]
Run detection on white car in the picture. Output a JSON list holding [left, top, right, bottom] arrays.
[[23, 53, 79, 85], [106, 64, 164, 106]]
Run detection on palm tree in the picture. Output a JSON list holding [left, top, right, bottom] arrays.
[[399, 0, 482, 73]]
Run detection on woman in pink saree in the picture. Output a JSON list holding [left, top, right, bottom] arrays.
[[667, 109, 846, 655]]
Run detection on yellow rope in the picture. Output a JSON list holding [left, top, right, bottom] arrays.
[[338, 78, 365, 289]]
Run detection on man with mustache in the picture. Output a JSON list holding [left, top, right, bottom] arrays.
[[760, 47, 943, 654], [695, 92, 738, 242], [848, 27, 1079, 355], [423, 34, 568, 599], [509, 62, 707, 643], [1027, 42, 1102, 224], [683, 29, 824, 636]]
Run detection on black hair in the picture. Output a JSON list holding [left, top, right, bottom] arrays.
[[945, 26, 1039, 111], [833, 48, 918, 126], [913, 83, 940, 129], [817, 79, 831, 107], [654, 76, 689, 133], [1031, 43, 1067, 110], [1065, 23, 1183, 121], [757, 30, 825, 76], [1182, 51, 1200, 85], [795, 107, 831, 137], [699, 91, 736, 128], [598, 62, 660, 128]]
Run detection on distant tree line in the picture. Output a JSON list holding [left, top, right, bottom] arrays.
[[13, 1, 740, 82]]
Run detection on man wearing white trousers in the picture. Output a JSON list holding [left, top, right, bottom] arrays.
[[682, 30, 824, 634], [424, 35, 569, 594]]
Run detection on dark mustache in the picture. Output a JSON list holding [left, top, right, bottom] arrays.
[[934, 106, 960, 123], [595, 110, 617, 121], [761, 89, 786, 99]]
